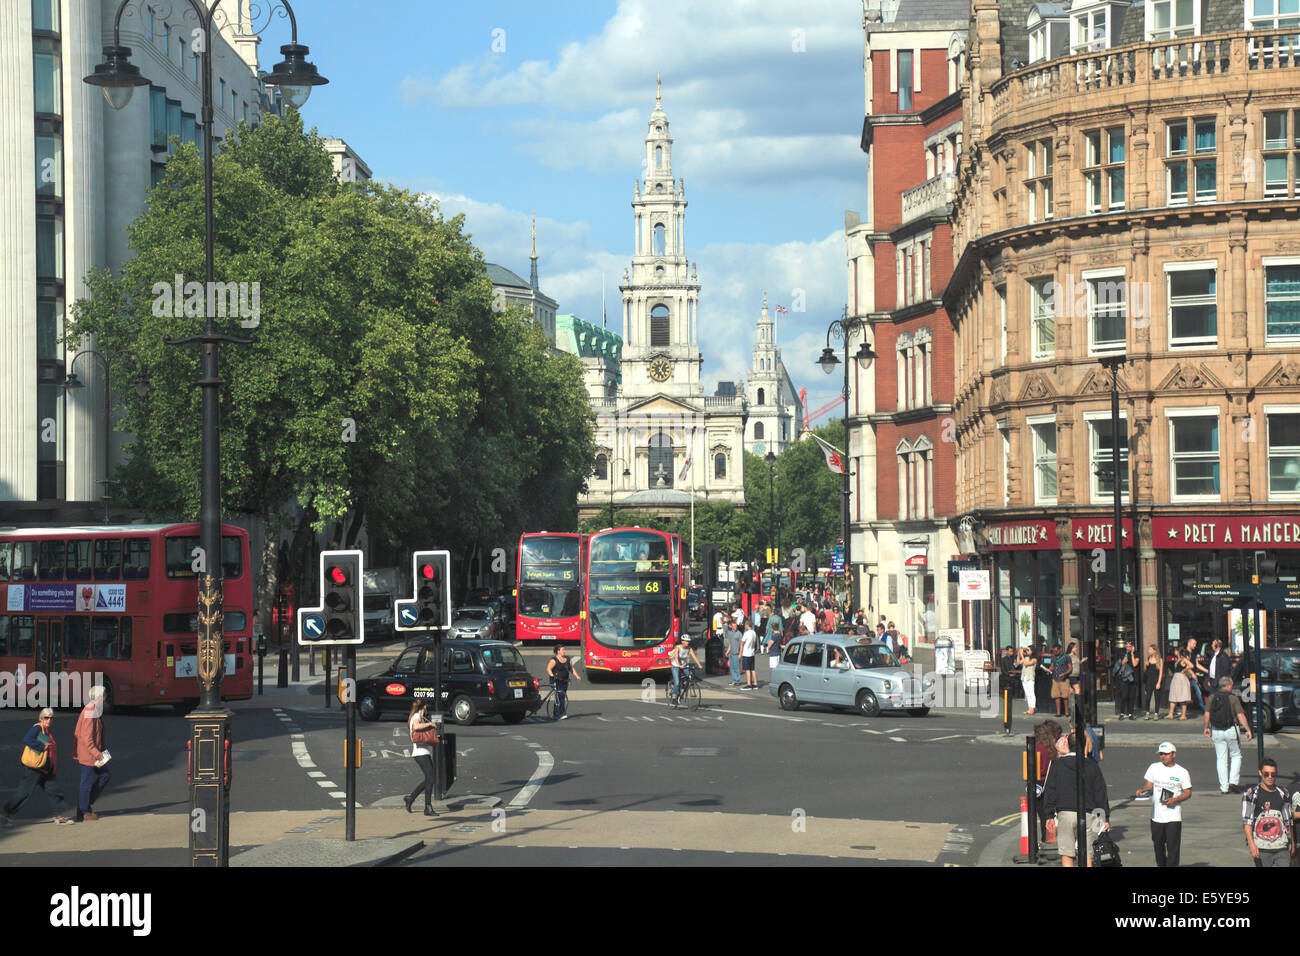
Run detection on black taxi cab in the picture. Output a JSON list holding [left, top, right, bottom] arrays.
[[357, 639, 541, 726]]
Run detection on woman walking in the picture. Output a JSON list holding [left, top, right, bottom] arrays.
[[2, 708, 74, 826], [404, 701, 439, 816], [1167, 649, 1193, 720], [1143, 646, 1165, 720]]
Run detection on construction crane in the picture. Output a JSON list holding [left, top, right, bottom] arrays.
[[800, 387, 845, 431]]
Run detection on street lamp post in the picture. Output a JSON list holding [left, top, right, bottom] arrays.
[[86, 0, 326, 867], [765, 450, 776, 580], [1099, 354, 1126, 729], [607, 457, 631, 528], [818, 306, 876, 613]]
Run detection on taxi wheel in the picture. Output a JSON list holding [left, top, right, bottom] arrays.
[[856, 689, 881, 718], [359, 693, 381, 722], [778, 683, 799, 711], [451, 695, 478, 726]]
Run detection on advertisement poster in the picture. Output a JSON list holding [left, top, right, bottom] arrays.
[[174, 653, 237, 679], [1016, 600, 1034, 649], [3, 584, 126, 613]]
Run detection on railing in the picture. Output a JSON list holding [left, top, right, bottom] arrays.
[[703, 396, 745, 410], [991, 30, 1300, 127], [900, 173, 955, 224]]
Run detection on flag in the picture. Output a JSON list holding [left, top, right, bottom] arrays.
[[813, 434, 846, 475], [775, 305, 788, 314], [678, 453, 693, 482]]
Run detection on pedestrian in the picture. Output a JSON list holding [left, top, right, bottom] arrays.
[[1185, 637, 1209, 712], [1203, 676, 1253, 793], [886, 620, 900, 650], [1019, 646, 1038, 715], [1243, 757, 1294, 868], [1143, 645, 1165, 720], [765, 604, 784, 659], [730, 603, 745, 631], [404, 700, 439, 816], [896, 635, 911, 664], [1065, 641, 1084, 702], [1041, 731, 1110, 867], [1034, 645, 1053, 708], [546, 643, 580, 720], [1051, 644, 1074, 717], [727, 617, 743, 687], [997, 645, 1019, 699], [799, 603, 816, 635], [1112, 641, 1138, 719], [1206, 639, 1231, 684], [1135, 742, 1192, 867], [2, 708, 74, 826], [711, 607, 725, 640], [668, 634, 702, 702], [73, 685, 111, 821], [874, 622, 888, 648], [1032, 719, 1064, 841], [1167, 649, 1193, 720], [741, 619, 758, 689]]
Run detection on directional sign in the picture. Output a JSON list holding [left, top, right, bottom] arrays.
[[302, 615, 325, 640], [396, 601, 419, 629]]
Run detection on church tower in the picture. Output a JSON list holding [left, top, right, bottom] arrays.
[[619, 78, 702, 400], [746, 292, 800, 456]]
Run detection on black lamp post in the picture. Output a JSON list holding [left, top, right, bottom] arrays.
[[818, 306, 876, 612], [608, 457, 631, 528], [86, 0, 326, 867], [1098, 354, 1126, 728]]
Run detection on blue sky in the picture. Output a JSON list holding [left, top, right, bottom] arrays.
[[266, 0, 865, 421]]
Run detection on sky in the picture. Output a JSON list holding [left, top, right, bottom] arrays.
[[261, 0, 866, 422]]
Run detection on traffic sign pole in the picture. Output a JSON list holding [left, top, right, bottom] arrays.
[[346, 644, 356, 841]]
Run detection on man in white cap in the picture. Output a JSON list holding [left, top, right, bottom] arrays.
[[1135, 741, 1192, 866], [74, 685, 111, 822]]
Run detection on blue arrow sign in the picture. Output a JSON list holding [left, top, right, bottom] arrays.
[[303, 615, 325, 639], [399, 605, 418, 627]]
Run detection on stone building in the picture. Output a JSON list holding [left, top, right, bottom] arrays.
[[486, 214, 558, 349], [946, 0, 1300, 684], [846, 0, 967, 642], [743, 293, 803, 457]]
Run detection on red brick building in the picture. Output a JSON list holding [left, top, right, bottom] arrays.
[[846, 0, 968, 644]]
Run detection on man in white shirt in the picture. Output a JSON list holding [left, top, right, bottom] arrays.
[[799, 604, 816, 635], [731, 604, 745, 628], [1135, 741, 1193, 867], [741, 623, 758, 689]]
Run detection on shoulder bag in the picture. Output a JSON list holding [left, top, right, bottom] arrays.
[[411, 718, 439, 746], [21, 743, 48, 771]]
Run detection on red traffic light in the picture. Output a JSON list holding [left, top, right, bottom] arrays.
[[420, 563, 435, 580], [329, 565, 348, 585]]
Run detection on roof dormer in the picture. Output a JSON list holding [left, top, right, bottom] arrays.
[[1067, 0, 1130, 55], [1026, 3, 1069, 64], [1146, 0, 1201, 41]]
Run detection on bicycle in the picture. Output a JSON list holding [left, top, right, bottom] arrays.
[[665, 668, 703, 711], [541, 681, 565, 720]]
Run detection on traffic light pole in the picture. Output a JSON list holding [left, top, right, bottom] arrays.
[[433, 630, 446, 800], [346, 644, 356, 841]]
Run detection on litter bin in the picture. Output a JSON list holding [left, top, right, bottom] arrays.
[[705, 634, 727, 676], [436, 731, 457, 799], [935, 636, 955, 676]]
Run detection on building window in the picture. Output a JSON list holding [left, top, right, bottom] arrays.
[[1147, 0, 1197, 39], [1030, 277, 1056, 361], [35, 214, 63, 281], [1072, 5, 1110, 53], [1086, 271, 1126, 355], [1263, 109, 1300, 199], [648, 432, 674, 488], [1265, 262, 1300, 340], [898, 50, 913, 112], [1028, 25, 1048, 64], [33, 38, 61, 115], [32, 0, 58, 32], [1167, 118, 1216, 204], [755, 422, 765, 441], [650, 305, 670, 346], [1248, 0, 1300, 30], [1024, 139, 1053, 223], [35, 134, 61, 197], [714, 453, 727, 479], [757, 387, 765, 405], [1029, 419, 1058, 504], [1084, 127, 1125, 213], [653, 223, 665, 256], [1267, 412, 1300, 497], [1088, 415, 1129, 503], [1169, 412, 1220, 499], [1166, 265, 1217, 347]]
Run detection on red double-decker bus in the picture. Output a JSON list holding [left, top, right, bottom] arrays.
[[0, 523, 255, 711], [514, 532, 584, 644], [583, 527, 681, 680]]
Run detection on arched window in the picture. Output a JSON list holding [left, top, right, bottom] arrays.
[[655, 146, 663, 166], [594, 454, 608, 480], [757, 387, 766, 405], [714, 453, 727, 479], [653, 223, 666, 255], [649, 432, 674, 488], [650, 305, 670, 346], [755, 422, 765, 440]]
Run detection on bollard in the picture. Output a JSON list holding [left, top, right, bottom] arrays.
[[1019, 796, 1029, 857], [278, 648, 289, 688], [1002, 682, 1013, 735]]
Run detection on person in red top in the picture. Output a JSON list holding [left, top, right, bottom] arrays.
[[2, 708, 74, 825], [73, 685, 111, 822]]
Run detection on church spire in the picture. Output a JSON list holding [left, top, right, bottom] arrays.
[[656, 72, 661, 106], [529, 210, 539, 293]]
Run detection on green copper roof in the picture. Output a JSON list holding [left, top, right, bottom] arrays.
[[556, 313, 622, 376]]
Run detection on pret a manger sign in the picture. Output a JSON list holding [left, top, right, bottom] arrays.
[[1154, 516, 1300, 548]]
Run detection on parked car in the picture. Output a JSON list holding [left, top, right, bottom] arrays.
[[769, 634, 930, 717], [1239, 644, 1300, 733], [356, 638, 542, 725], [450, 605, 502, 641]]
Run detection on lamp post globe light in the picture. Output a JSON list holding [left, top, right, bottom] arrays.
[[85, 0, 326, 867], [818, 307, 875, 613]]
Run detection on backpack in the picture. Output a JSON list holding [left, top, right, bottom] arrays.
[[1092, 830, 1123, 868], [1208, 691, 1235, 731], [1052, 655, 1072, 680]]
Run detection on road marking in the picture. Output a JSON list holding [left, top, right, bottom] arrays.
[[862, 729, 883, 735], [307, 771, 325, 778], [316, 780, 336, 789], [927, 735, 969, 741], [989, 813, 1020, 827], [890, 737, 907, 742], [881, 727, 902, 734], [508, 746, 555, 809], [708, 708, 807, 722]]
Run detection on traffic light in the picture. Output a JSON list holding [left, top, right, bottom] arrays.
[[1068, 596, 1089, 643], [701, 544, 719, 588], [1180, 562, 1200, 597], [1205, 559, 1224, 585], [297, 549, 364, 645], [414, 550, 451, 629], [1257, 555, 1279, 585]]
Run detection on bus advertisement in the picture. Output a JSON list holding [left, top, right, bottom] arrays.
[[515, 532, 584, 644], [583, 528, 680, 679], [0, 523, 255, 711]]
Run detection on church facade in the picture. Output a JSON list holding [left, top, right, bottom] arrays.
[[576, 86, 747, 522], [744, 294, 804, 457]]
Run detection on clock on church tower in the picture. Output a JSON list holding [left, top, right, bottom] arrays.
[[649, 356, 672, 383]]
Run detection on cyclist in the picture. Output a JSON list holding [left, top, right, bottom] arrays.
[[546, 643, 580, 720], [670, 634, 702, 702]]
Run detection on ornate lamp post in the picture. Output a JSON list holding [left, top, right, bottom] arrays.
[[818, 307, 876, 612], [1098, 353, 1127, 728], [86, 0, 326, 867], [607, 457, 631, 528]]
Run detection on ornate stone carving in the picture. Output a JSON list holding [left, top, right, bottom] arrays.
[[1231, 414, 1252, 501], [1257, 361, 1300, 388], [989, 379, 1007, 406], [1078, 368, 1125, 394], [1275, 239, 1300, 253], [1019, 374, 1055, 401], [1088, 251, 1117, 266], [1156, 364, 1224, 391], [1055, 517, 1073, 547], [1173, 244, 1206, 259], [1134, 416, 1153, 501], [1056, 419, 1074, 500]]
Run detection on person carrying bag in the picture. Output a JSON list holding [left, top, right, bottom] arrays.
[[2, 708, 74, 826], [404, 701, 440, 817]]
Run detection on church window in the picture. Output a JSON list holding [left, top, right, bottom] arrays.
[[714, 453, 727, 479], [755, 422, 765, 440], [758, 388, 766, 405], [649, 432, 675, 488], [656, 146, 663, 166], [654, 223, 666, 255], [651, 305, 670, 346], [594, 454, 608, 480]]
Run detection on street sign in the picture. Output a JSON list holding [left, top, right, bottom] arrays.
[[396, 602, 419, 628], [1195, 581, 1300, 610], [302, 615, 325, 640], [948, 558, 980, 584], [296, 549, 365, 646], [959, 569, 991, 601]]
